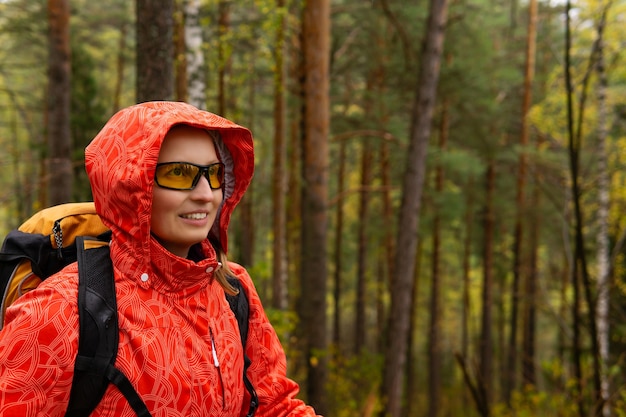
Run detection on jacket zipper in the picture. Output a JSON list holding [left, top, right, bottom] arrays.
[[209, 328, 226, 410]]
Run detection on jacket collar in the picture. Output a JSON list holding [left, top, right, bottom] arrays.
[[110, 237, 220, 295]]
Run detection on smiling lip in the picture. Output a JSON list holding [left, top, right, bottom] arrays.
[[180, 212, 209, 220]]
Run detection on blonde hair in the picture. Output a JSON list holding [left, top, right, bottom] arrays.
[[211, 240, 238, 296], [207, 130, 238, 296]]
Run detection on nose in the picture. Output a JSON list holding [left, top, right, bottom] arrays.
[[190, 175, 216, 201]]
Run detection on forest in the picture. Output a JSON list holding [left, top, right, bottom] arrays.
[[1, 0, 626, 416]]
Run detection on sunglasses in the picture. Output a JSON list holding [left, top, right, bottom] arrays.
[[154, 162, 225, 190]]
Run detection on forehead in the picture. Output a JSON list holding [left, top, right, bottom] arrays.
[[158, 125, 217, 163]]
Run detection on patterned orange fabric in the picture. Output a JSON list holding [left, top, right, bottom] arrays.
[[0, 102, 319, 417]]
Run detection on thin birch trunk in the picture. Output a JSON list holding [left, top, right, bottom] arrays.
[[217, 1, 230, 116], [594, 4, 611, 415], [184, 0, 206, 109], [174, 0, 186, 102]]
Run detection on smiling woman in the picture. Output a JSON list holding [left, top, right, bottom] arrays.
[[151, 125, 224, 259], [0, 101, 322, 417]]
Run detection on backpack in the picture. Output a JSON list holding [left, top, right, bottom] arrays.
[[0, 202, 258, 417]]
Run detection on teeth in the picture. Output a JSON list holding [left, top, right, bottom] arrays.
[[181, 213, 208, 220]]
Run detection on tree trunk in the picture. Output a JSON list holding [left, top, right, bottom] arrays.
[[47, 0, 72, 206], [565, 3, 592, 415], [506, 0, 537, 400], [521, 0, 538, 388], [461, 176, 475, 361], [522, 176, 540, 386], [217, 0, 230, 116], [379, 137, 393, 353], [333, 139, 346, 351], [427, 99, 448, 417], [174, 0, 186, 102], [136, 0, 174, 102], [355, 140, 373, 354], [405, 240, 423, 417], [288, 114, 302, 284], [479, 158, 496, 416], [272, 0, 288, 310], [566, 0, 603, 413], [238, 63, 256, 268], [565, 4, 582, 414], [299, 0, 330, 413], [594, 5, 611, 416], [557, 210, 570, 393], [461, 174, 475, 410], [287, 20, 303, 314], [372, 7, 394, 354], [380, 0, 448, 415], [184, 0, 206, 109]]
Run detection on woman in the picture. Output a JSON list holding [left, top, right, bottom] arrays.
[[0, 101, 319, 416]]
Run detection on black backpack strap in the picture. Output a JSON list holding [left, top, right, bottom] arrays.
[[65, 236, 151, 417], [226, 277, 259, 417], [104, 365, 152, 416], [0, 257, 21, 328]]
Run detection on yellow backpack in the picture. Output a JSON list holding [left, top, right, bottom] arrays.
[[0, 202, 154, 416], [0, 202, 108, 325]]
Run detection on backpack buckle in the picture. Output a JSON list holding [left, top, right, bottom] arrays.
[[52, 220, 64, 259]]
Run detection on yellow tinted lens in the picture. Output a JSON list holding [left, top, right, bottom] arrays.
[[155, 163, 199, 189], [207, 164, 224, 189]]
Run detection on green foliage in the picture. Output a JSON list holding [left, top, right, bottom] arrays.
[[326, 350, 384, 417], [0, 0, 134, 219], [0, 0, 47, 227], [1, 0, 626, 414], [615, 388, 626, 417], [492, 385, 579, 417]]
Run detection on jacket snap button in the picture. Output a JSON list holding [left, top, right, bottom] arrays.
[[206, 266, 214, 273], [140, 273, 149, 282]]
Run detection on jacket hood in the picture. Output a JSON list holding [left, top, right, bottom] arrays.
[[85, 101, 254, 264]]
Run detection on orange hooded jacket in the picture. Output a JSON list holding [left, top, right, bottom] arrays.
[[0, 102, 319, 417]]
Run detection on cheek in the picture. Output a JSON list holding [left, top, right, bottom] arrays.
[[151, 189, 181, 229], [215, 189, 224, 207], [208, 190, 224, 225]]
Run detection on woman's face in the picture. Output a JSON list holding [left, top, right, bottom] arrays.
[[151, 125, 223, 258]]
